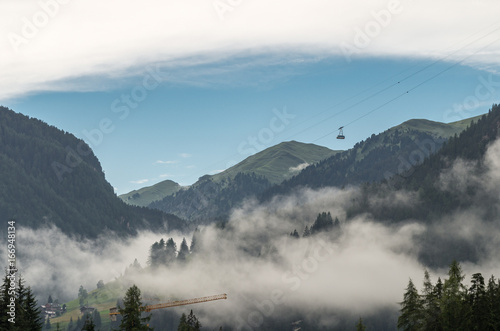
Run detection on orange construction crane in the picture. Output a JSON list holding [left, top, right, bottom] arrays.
[[109, 293, 227, 321]]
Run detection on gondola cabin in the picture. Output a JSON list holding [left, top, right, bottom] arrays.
[[337, 127, 345, 139]]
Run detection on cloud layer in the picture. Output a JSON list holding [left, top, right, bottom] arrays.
[[1, 0, 500, 101], [2, 140, 500, 328]]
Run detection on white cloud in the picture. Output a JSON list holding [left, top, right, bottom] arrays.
[[159, 174, 171, 178], [130, 179, 149, 184], [1, 0, 499, 101], [289, 162, 310, 173], [154, 160, 178, 165], [180, 153, 192, 158]]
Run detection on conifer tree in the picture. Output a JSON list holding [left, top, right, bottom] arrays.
[[22, 284, 43, 330], [355, 317, 366, 331], [398, 278, 423, 331], [178, 238, 190, 262], [158, 238, 167, 265], [0, 272, 16, 330], [67, 316, 74, 331], [148, 241, 162, 267], [441, 261, 467, 331], [82, 313, 96, 331], [190, 230, 200, 254], [177, 313, 188, 331], [486, 275, 500, 329], [178, 310, 201, 331], [165, 238, 177, 264], [118, 284, 152, 331], [92, 309, 102, 329], [16, 276, 28, 330], [469, 273, 488, 331], [421, 270, 442, 330]]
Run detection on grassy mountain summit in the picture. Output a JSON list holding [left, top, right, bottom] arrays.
[[260, 115, 483, 200], [122, 141, 337, 209], [211, 140, 340, 184], [393, 115, 484, 138], [149, 141, 338, 222], [0, 106, 184, 238], [119, 180, 183, 207]]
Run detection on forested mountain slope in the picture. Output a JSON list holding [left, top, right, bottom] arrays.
[[0, 107, 184, 238], [350, 104, 500, 223], [260, 116, 480, 201], [149, 141, 337, 222]]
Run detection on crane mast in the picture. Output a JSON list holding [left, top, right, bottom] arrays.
[[109, 293, 227, 321]]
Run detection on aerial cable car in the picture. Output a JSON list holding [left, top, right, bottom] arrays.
[[336, 126, 345, 139]]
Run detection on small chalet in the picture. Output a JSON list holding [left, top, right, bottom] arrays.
[[80, 306, 96, 315]]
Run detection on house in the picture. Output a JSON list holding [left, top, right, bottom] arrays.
[[80, 306, 95, 315]]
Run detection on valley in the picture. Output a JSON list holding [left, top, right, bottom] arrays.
[[1, 105, 499, 330]]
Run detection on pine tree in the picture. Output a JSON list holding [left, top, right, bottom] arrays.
[[165, 238, 177, 265], [148, 241, 162, 267], [290, 229, 300, 238], [486, 275, 500, 329], [78, 285, 88, 306], [178, 313, 188, 331], [16, 276, 28, 330], [190, 229, 200, 254], [76, 316, 82, 330], [82, 313, 96, 331], [355, 317, 366, 331], [178, 238, 190, 262], [0, 272, 15, 330], [469, 273, 488, 331], [398, 278, 423, 331], [22, 285, 43, 330], [92, 309, 102, 329], [178, 310, 201, 331], [302, 226, 310, 237], [118, 284, 152, 331], [421, 270, 442, 330], [187, 310, 201, 330], [158, 238, 167, 265], [441, 261, 467, 331], [67, 316, 74, 331]]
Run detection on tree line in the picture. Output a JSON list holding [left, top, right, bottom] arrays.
[[398, 261, 500, 330], [148, 235, 196, 268], [290, 211, 341, 238], [0, 273, 43, 330]]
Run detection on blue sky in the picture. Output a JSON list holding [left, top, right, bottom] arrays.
[[1, 0, 500, 194]]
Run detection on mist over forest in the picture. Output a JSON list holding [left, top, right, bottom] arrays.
[[2, 134, 500, 329]]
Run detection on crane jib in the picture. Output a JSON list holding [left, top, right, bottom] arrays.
[[109, 293, 227, 321]]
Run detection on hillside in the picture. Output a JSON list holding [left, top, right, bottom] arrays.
[[122, 141, 338, 209], [119, 180, 183, 207], [211, 141, 340, 184], [365, 105, 500, 221], [149, 141, 338, 222], [260, 116, 482, 201], [345, 105, 500, 266], [0, 107, 185, 238]]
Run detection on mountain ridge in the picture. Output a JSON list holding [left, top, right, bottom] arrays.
[[0, 106, 185, 238]]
